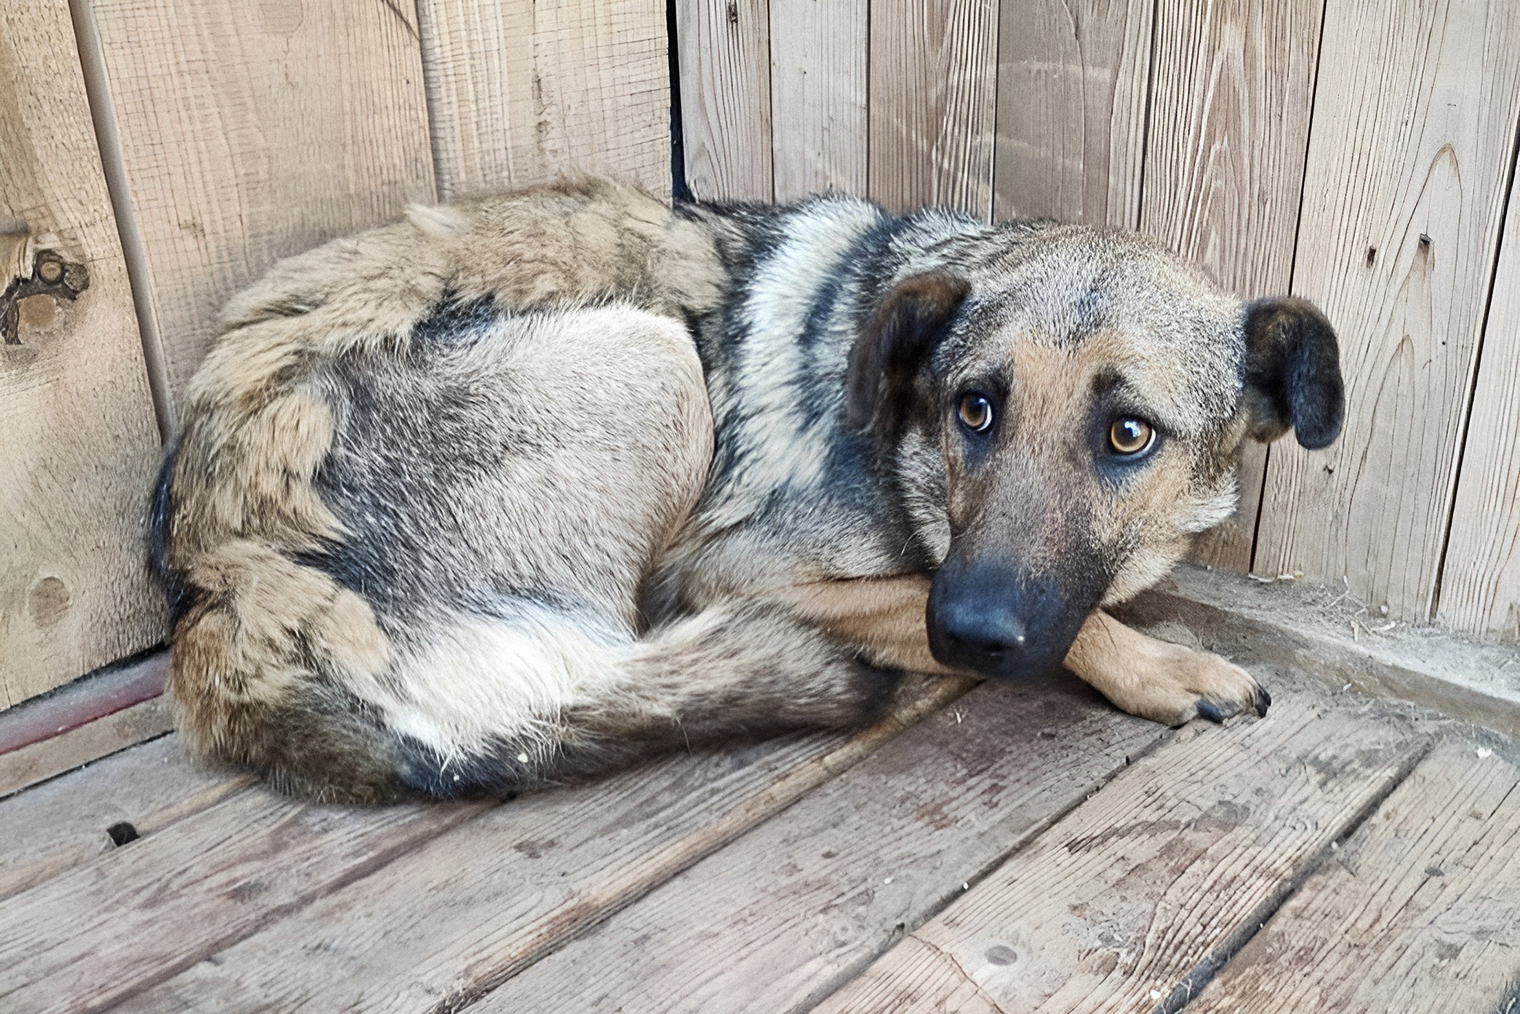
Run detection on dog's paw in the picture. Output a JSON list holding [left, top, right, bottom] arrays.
[[1126, 643, 1270, 727], [1077, 636, 1270, 728]]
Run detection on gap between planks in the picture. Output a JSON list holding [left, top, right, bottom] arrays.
[[467, 673, 1168, 1014], [807, 690, 1429, 1014], [0, 674, 967, 1014]]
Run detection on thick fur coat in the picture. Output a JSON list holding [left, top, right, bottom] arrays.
[[153, 179, 1343, 802]]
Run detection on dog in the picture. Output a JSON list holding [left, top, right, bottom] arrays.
[[151, 178, 1344, 803]]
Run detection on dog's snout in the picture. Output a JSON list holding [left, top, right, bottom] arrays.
[[934, 597, 1029, 667], [927, 558, 1093, 680]]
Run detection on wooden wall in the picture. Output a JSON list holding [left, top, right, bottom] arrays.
[[0, 0, 669, 709], [676, 0, 1520, 642], [4, 0, 1519, 718]]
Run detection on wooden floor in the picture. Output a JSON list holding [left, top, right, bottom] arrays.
[[3, 616, 1519, 1014]]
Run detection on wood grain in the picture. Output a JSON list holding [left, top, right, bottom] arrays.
[[0, 788, 488, 1014], [0, 0, 166, 709], [417, 0, 670, 201], [810, 693, 1427, 1013], [1438, 146, 1520, 642], [1140, 0, 1324, 572], [90, 0, 435, 401], [1252, 0, 1520, 621], [471, 675, 1167, 1014], [992, 0, 1153, 227], [0, 695, 171, 800], [105, 677, 968, 1014], [0, 735, 248, 903], [675, 0, 773, 201], [769, 0, 868, 200], [869, 0, 998, 219], [0, 650, 164, 755], [1188, 742, 1520, 1013]]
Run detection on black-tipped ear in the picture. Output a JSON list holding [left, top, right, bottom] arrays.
[[1242, 296, 1345, 449], [846, 271, 970, 432]]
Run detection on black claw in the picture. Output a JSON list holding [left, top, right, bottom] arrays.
[[1253, 685, 1272, 718], [1196, 699, 1225, 723]]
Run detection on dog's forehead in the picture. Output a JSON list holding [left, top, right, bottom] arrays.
[[937, 227, 1246, 429]]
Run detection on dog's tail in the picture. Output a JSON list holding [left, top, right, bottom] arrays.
[[162, 536, 419, 803], [164, 571, 895, 803]]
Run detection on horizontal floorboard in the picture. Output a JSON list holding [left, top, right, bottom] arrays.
[[810, 690, 1428, 1013], [106, 676, 969, 1014], [0, 734, 247, 903], [475, 674, 1168, 1014], [0, 788, 488, 1014], [1187, 742, 1520, 1013]]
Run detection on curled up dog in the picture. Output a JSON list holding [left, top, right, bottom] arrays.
[[151, 179, 1345, 803]]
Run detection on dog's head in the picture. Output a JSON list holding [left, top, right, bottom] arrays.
[[846, 223, 1344, 680]]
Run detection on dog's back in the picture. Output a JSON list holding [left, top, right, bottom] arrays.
[[155, 181, 892, 802]]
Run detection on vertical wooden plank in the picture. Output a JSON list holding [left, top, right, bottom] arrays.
[[992, 0, 1153, 227], [1140, 0, 1324, 571], [418, 0, 670, 202], [769, 0, 868, 200], [0, 0, 165, 707], [1439, 145, 1520, 641], [90, 0, 436, 401], [1254, 0, 1520, 621], [868, 0, 998, 219], [675, 0, 773, 201]]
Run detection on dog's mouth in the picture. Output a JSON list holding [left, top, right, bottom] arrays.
[[925, 556, 1102, 680]]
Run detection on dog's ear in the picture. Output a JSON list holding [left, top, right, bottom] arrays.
[[1241, 296, 1345, 449], [847, 271, 970, 432]]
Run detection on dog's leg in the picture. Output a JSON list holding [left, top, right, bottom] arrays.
[[1063, 609, 1270, 726], [779, 574, 958, 675]]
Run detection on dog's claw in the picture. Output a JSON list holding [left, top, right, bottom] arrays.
[[1253, 685, 1272, 718], [1195, 699, 1226, 723]]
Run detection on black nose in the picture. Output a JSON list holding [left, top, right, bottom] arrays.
[[929, 595, 1031, 670], [926, 559, 1084, 679]]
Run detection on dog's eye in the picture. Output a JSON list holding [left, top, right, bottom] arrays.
[[957, 393, 994, 434], [1108, 417, 1155, 455]]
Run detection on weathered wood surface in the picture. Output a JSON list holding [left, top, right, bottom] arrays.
[[1189, 742, 1520, 1012], [0, 652, 165, 755], [675, 0, 772, 201], [1438, 147, 1520, 642], [0, 696, 172, 800], [474, 675, 1167, 1014], [417, 0, 670, 201], [1141, 0, 1323, 572], [0, 790, 487, 1014], [107, 677, 969, 1014], [0, 735, 247, 903], [0, 0, 166, 709], [869, 0, 998, 219], [1253, 0, 1520, 621], [809, 693, 1427, 1013], [992, 0, 1152, 227], [89, 0, 435, 402], [769, 0, 868, 200]]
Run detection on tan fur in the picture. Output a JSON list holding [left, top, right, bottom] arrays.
[[1064, 610, 1265, 725], [788, 576, 1267, 727]]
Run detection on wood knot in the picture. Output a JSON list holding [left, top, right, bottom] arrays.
[[27, 576, 71, 628], [984, 943, 1019, 965], [3, 247, 90, 345]]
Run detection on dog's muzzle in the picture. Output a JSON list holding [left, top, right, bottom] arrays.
[[926, 556, 1098, 679]]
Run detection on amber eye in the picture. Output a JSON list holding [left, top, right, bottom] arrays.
[[1108, 417, 1155, 455], [957, 393, 995, 434]]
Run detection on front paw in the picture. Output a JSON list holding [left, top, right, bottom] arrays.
[[1138, 645, 1270, 727]]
